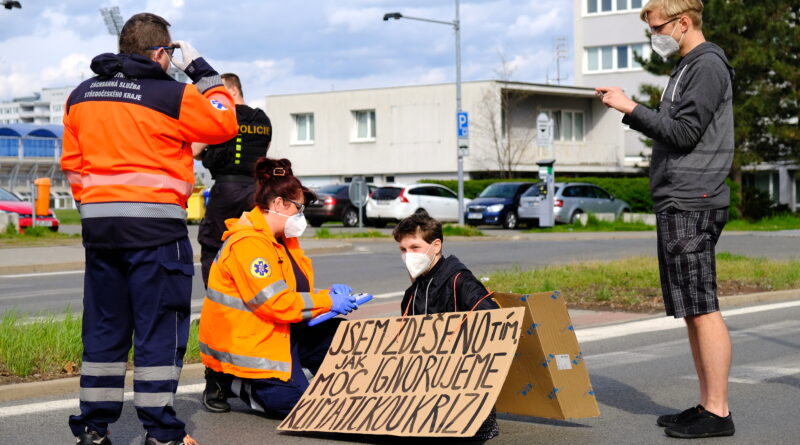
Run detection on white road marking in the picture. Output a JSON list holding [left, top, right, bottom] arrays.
[[577, 300, 800, 344], [0, 270, 85, 279], [682, 361, 800, 385], [373, 291, 404, 299], [0, 384, 204, 418]]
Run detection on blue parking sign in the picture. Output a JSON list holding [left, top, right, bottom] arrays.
[[457, 112, 469, 137]]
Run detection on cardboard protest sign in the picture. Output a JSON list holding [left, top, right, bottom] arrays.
[[494, 291, 600, 419], [278, 307, 525, 437]]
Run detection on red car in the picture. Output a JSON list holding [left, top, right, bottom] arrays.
[[0, 187, 60, 232]]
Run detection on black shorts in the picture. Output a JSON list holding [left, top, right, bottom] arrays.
[[655, 207, 728, 318]]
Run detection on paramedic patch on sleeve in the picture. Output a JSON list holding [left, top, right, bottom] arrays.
[[249, 258, 271, 278], [210, 99, 228, 110]]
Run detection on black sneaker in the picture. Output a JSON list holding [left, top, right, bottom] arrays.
[[143, 434, 198, 445], [657, 404, 703, 428], [665, 409, 735, 439], [76, 431, 111, 445], [202, 367, 231, 413]]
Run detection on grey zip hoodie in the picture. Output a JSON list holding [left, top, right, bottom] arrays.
[[624, 42, 735, 212]]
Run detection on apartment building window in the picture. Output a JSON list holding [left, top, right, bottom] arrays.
[[586, 0, 641, 14], [352, 109, 376, 141], [586, 43, 648, 72], [543, 110, 585, 142], [292, 113, 314, 144]]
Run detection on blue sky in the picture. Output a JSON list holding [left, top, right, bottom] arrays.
[[0, 0, 574, 103]]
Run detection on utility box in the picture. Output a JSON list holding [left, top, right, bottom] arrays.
[[186, 187, 206, 223], [34, 177, 51, 217], [536, 159, 555, 227], [494, 291, 600, 420]]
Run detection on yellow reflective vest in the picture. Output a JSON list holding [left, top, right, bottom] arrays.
[[199, 207, 332, 380]]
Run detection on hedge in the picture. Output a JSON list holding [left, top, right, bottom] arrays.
[[420, 177, 741, 216]]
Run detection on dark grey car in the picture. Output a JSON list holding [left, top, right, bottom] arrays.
[[306, 184, 375, 227], [518, 182, 631, 224]]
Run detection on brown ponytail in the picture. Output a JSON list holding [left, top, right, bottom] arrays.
[[252, 157, 316, 209]]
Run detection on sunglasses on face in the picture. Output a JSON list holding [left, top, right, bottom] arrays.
[[283, 197, 305, 214], [650, 17, 679, 34], [146, 45, 177, 57]]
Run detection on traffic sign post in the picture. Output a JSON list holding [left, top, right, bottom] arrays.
[[536, 112, 554, 150], [457, 112, 469, 137], [348, 176, 369, 229]]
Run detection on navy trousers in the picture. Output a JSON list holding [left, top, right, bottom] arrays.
[[230, 319, 342, 417], [69, 237, 194, 442]]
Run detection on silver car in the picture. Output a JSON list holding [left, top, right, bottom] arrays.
[[518, 182, 631, 224]]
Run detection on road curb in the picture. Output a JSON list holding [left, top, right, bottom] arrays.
[[0, 244, 353, 275], [1, 288, 798, 402], [719, 288, 800, 308]]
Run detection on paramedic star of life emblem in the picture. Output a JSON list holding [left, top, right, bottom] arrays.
[[249, 258, 271, 278]]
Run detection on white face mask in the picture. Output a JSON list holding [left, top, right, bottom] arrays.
[[401, 242, 438, 279], [651, 20, 684, 60], [269, 209, 307, 238]]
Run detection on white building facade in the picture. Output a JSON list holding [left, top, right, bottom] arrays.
[[573, 0, 798, 210], [264, 80, 632, 188], [573, 0, 664, 168], [0, 87, 73, 125]]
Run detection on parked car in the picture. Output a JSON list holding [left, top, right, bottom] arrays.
[[0, 187, 60, 232], [464, 182, 536, 229], [365, 183, 465, 227], [306, 183, 376, 227], [518, 182, 631, 225]]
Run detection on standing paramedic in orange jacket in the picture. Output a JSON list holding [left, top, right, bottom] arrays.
[[198, 157, 358, 417], [60, 12, 237, 445]]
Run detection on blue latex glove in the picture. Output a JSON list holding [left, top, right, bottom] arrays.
[[330, 292, 357, 315], [330, 284, 353, 295]]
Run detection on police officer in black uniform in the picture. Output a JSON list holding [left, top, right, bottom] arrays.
[[193, 73, 272, 287]]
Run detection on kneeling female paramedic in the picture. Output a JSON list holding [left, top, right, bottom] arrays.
[[198, 157, 357, 416]]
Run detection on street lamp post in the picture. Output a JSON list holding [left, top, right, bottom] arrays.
[[384, 0, 466, 224]]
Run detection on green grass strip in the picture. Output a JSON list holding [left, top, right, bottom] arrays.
[[442, 224, 484, 237], [484, 253, 800, 308], [313, 228, 389, 239], [525, 213, 654, 232]]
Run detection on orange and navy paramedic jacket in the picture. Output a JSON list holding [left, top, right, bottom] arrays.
[[199, 208, 333, 381], [60, 53, 238, 249]]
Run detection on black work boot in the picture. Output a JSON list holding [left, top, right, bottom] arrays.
[[76, 430, 111, 445], [202, 367, 231, 413]]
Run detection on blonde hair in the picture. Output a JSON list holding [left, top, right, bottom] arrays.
[[640, 0, 703, 28]]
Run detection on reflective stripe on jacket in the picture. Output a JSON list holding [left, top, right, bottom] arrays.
[[199, 207, 332, 381]]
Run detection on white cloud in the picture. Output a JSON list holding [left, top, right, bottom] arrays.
[[144, 0, 186, 21], [0, 0, 575, 102], [507, 9, 563, 37]]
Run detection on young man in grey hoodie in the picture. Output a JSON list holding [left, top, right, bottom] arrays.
[[596, 0, 736, 439]]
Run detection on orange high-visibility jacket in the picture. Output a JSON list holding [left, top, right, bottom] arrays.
[[60, 52, 237, 248], [199, 208, 333, 381]]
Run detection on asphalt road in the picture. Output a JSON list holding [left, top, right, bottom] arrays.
[[1, 299, 798, 444], [1, 229, 799, 317]]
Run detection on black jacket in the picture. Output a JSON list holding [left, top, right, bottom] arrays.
[[400, 254, 498, 316]]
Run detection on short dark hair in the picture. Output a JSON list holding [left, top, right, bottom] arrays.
[[221, 73, 243, 97], [118, 13, 171, 57], [253, 157, 316, 209], [392, 209, 443, 244]]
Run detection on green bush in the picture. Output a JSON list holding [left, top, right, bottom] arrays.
[[422, 177, 652, 212], [421, 177, 747, 216]]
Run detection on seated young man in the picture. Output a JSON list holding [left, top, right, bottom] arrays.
[[392, 210, 500, 440]]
